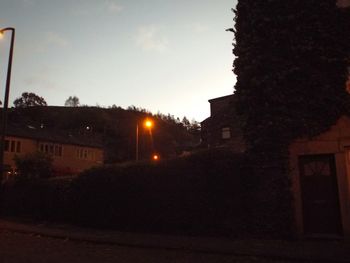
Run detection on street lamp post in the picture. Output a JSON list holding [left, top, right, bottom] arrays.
[[0, 27, 15, 182], [136, 119, 153, 161]]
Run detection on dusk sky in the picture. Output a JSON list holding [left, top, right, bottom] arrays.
[[0, 0, 237, 122]]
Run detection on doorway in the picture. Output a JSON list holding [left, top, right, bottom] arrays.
[[299, 154, 343, 236]]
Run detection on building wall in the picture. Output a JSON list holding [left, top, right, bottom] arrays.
[[4, 136, 37, 170], [289, 116, 350, 238], [52, 144, 104, 174], [209, 95, 233, 116], [202, 95, 246, 152], [4, 136, 103, 176]]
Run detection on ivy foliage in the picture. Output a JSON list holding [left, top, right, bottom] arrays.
[[233, 0, 350, 163]]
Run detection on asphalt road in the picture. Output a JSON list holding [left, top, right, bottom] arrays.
[[0, 230, 294, 263]]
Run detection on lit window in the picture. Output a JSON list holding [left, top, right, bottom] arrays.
[[222, 127, 231, 140]]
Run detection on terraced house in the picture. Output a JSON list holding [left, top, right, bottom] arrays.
[[3, 124, 104, 177]]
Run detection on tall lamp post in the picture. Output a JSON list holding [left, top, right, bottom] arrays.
[[0, 27, 15, 182], [136, 119, 153, 161]]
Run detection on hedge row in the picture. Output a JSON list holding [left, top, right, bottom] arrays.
[[0, 147, 293, 238]]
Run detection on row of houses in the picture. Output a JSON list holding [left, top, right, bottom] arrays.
[[3, 124, 104, 177], [201, 93, 350, 239]]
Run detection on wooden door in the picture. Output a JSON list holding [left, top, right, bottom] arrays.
[[299, 154, 343, 235]]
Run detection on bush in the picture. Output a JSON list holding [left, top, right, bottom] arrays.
[[14, 152, 53, 180], [67, 148, 249, 236], [0, 178, 71, 221]]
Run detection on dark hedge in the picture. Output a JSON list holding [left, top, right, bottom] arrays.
[[0, 148, 293, 238]]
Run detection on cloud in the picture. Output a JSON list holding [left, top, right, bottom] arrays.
[[105, 1, 123, 13], [192, 23, 209, 33], [135, 26, 168, 52]]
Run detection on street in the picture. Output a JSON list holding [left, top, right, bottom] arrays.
[[0, 230, 291, 263]]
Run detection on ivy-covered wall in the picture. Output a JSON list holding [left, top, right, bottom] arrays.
[[233, 0, 350, 163]]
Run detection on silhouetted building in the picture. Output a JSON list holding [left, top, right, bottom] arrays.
[[201, 94, 245, 152], [201, 93, 350, 239]]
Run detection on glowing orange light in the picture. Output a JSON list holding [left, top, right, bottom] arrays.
[[0, 32, 4, 39], [144, 119, 153, 128], [153, 154, 159, 161]]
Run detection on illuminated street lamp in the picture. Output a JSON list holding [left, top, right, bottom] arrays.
[[152, 154, 159, 161], [136, 118, 153, 161], [0, 27, 15, 181]]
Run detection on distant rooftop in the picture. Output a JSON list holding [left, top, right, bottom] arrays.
[[208, 94, 234, 103], [5, 124, 103, 149]]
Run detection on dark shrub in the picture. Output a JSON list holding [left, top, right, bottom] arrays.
[[14, 152, 53, 180], [0, 178, 71, 221], [68, 147, 248, 236], [0, 147, 293, 238]]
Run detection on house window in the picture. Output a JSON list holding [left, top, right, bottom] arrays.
[[54, 145, 63, 157], [4, 140, 9, 152], [4, 139, 21, 153], [221, 127, 231, 140], [76, 147, 95, 161], [49, 145, 54, 154], [16, 141, 21, 153], [39, 143, 63, 157], [10, 141, 16, 152]]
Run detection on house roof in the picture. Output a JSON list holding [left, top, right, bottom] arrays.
[[208, 94, 234, 103], [5, 124, 103, 148]]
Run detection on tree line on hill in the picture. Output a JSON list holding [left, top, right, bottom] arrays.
[[8, 92, 200, 134], [6, 98, 200, 164]]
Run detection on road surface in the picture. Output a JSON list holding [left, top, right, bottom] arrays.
[[0, 230, 292, 263]]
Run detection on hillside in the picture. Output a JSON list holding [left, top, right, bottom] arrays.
[[6, 106, 200, 163]]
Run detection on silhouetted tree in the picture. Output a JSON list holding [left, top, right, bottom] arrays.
[[64, 96, 80, 107], [233, 0, 350, 162], [189, 120, 200, 134], [181, 117, 191, 130], [13, 92, 47, 108]]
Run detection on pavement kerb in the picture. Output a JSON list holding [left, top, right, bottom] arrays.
[[0, 218, 349, 262]]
